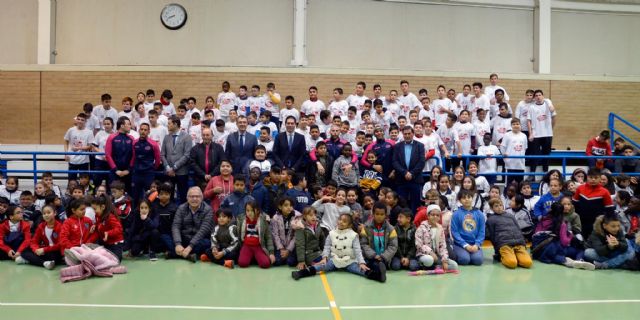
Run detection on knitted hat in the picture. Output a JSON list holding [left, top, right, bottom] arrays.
[[427, 204, 441, 214]]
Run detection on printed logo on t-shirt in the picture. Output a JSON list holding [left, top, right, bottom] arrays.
[[537, 114, 547, 121]]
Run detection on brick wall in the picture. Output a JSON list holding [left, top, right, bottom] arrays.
[[1, 71, 639, 150]]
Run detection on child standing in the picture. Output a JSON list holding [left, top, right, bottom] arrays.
[[451, 190, 486, 266], [236, 201, 275, 268], [271, 197, 303, 267], [391, 209, 419, 271], [585, 213, 636, 269], [486, 198, 533, 269], [360, 202, 399, 276], [91, 195, 125, 261], [20, 205, 63, 269], [415, 204, 459, 270], [476, 133, 500, 185], [0, 206, 31, 264], [292, 214, 385, 282], [202, 209, 239, 268], [501, 118, 528, 186]]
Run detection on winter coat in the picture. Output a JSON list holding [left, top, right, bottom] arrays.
[[585, 215, 629, 258], [171, 202, 214, 248], [295, 222, 324, 265], [359, 220, 398, 263], [270, 211, 303, 252], [237, 213, 275, 256], [394, 224, 416, 259], [486, 213, 526, 249], [415, 221, 449, 261]]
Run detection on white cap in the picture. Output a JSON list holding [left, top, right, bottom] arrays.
[[427, 204, 441, 214]]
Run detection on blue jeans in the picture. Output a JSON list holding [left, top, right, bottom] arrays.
[[453, 245, 484, 265], [390, 256, 420, 271], [164, 235, 211, 258], [274, 249, 298, 267], [313, 259, 366, 277], [584, 240, 636, 268]]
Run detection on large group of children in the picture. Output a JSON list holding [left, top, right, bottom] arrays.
[[1, 74, 639, 283]]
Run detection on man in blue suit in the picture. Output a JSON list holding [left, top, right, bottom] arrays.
[[392, 125, 426, 214], [225, 115, 258, 174], [272, 116, 307, 171]]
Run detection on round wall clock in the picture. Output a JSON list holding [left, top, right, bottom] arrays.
[[160, 3, 187, 30]]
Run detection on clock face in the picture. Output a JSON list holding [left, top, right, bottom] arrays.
[[160, 3, 187, 30]]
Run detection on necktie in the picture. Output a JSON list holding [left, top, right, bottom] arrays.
[[239, 134, 244, 151], [205, 144, 210, 175], [173, 134, 178, 146], [288, 134, 293, 150]]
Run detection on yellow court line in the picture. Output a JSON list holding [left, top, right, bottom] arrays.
[[319, 272, 343, 320]]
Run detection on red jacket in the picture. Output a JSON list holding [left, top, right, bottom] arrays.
[[96, 213, 124, 245], [0, 220, 31, 254], [59, 216, 98, 253], [30, 220, 63, 253], [586, 137, 611, 156]]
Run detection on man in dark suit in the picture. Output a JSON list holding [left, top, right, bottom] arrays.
[[392, 125, 426, 214], [225, 115, 258, 174], [190, 128, 226, 189], [272, 116, 307, 171], [162, 116, 193, 203]]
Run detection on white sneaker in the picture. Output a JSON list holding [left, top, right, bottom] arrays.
[[15, 256, 28, 265], [571, 260, 595, 271], [43, 261, 56, 270], [564, 257, 575, 267]]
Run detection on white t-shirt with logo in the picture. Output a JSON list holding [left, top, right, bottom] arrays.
[[150, 125, 168, 148], [329, 100, 349, 119], [397, 93, 421, 115], [514, 100, 533, 132], [501, 131, 528, 170], [469, 95, 490, 124], [300, 100, 326, 122], [477, 144, 500, 173], [247, 96, 266, 118], [432, 98, 454, 128], [280, 108, 301, 123], [491, 116, 512, 145], [453, 121, 475, 155], [92, 105, 119, 130], [528, 99, 556, 138], [436, 125, 459, 154], [218, 91, 237, 117], [455, 93, 473, 114], [263, 92, 281, 118], [484, 85, 510, 102], [473, 120, 491, 149], [64, 127, 94, 164], [346, 94, 369, 112]]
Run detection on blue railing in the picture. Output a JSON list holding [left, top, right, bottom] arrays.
[[0, 151, 109, 186], [609, 112, 640, 150]]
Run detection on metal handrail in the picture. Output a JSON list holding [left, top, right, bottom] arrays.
[[609, 112, 640, 150]]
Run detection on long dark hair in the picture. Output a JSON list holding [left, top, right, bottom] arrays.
[[90, 194, 114, 220], [65, 198, 87, 218]]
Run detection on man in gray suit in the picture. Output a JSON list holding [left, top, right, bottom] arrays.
[[162, 116, 192, 203]]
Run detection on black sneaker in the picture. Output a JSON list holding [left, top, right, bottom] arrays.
[[149, 252, 158, 261], [187, 253, 197, 263]]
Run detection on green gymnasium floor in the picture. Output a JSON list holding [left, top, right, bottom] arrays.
[[1, 252, 639, 320]]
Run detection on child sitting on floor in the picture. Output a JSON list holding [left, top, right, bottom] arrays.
[[585, 213, 636, 270], [236, 201, 275, 268], [202, 208, 239, 268], [415, 204, 459, 271], [294, 207, 324, 270], [451, 190, 486, 266], [291, 213, 386, 282], [391, 209, 419, 271], [486, 198, 533, 269]]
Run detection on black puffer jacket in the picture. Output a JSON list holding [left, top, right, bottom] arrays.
[[486, 213, 526, 249]]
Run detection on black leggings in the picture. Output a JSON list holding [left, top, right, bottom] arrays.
[[20, 248, 64, 267], [530, 136, 553, 174]]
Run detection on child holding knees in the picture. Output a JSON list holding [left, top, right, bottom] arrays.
[[391, 208, 419, 271], [486, 198, 533, 269], [236, 201, 275, 268], [415, 204, 459, 270], [585, 213, 636, 270], [128, 199, 162, 260], [292, 213, 386, 282], [202, 208, 239, 268], [451, 190, 486, 266], [19, 205, 63, 269]]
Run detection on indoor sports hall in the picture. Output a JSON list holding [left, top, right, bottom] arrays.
[[1, 1, 639, 320]]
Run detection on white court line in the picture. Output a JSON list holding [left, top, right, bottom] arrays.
[[0, 302, 328, 311], [341, 299, 640, 310]]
